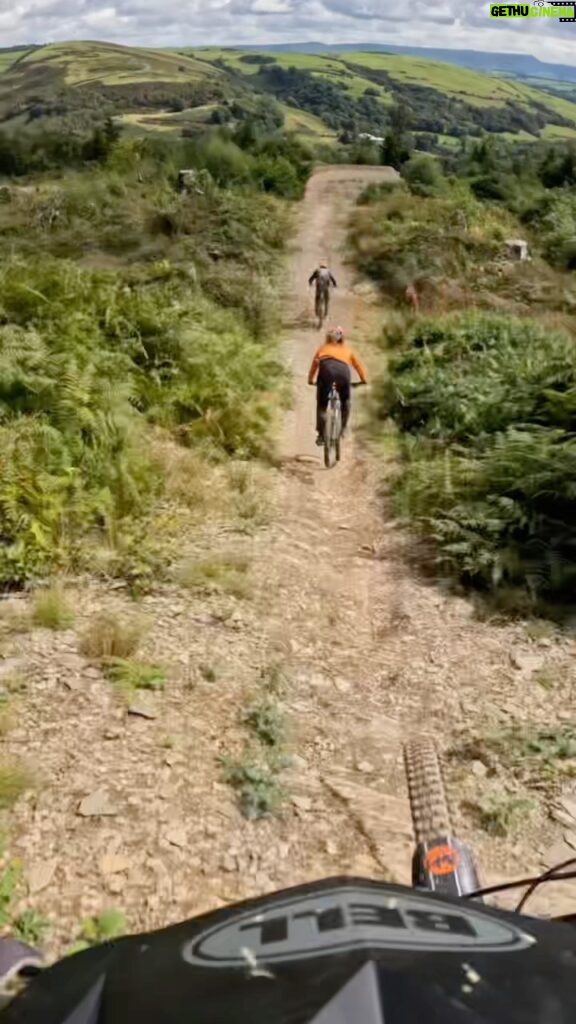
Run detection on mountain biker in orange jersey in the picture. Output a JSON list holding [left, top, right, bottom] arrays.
[[308, 326, 368, 445]]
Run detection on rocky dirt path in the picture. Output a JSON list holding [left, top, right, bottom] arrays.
[[2, 166, 576, 955]]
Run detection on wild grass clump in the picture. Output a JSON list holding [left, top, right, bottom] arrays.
[[174, 555, 251, 599], [244, 699, 284, 748], [0, 764, 32, 810], [80, 612, 144, 662], [452, 724, 576, 795], [221, 756, 284, 820], [32, 587, 75, 630], [381, 311, 576, 608], [104, 659, 167, 698]]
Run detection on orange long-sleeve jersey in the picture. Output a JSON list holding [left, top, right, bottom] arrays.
[[307, 341, 368, 385]]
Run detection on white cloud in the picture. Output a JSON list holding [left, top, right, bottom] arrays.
[[1, 0, 576, 64]]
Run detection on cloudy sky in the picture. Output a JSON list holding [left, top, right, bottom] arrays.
[[2, 1, 576, 64]]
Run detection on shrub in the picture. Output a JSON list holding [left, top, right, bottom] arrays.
[[0, 135, 288, 586], [0, 250, 281, 583], [470, 174, 516, 202], [222, 756, 284, 820], [383, 312, 576, 606], [357, 181, 404, 205], [252, 154, 302, 198], [383, 313, 576, 441], [403, 155, 447, 197], [351, 186, 516, 302], [189, 135, 252, 187]]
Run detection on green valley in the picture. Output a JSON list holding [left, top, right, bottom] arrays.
[[2, 41, 576, 145]]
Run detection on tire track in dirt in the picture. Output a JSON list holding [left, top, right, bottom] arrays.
[[259, 165, 416, 883]]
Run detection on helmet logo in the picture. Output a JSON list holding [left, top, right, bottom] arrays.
[[181, 883, 534, 968]]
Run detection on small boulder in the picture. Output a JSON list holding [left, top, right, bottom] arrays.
[[78, 790, 118, 818]]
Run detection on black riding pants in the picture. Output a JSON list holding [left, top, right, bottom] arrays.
[[316, 358, 351, 435]]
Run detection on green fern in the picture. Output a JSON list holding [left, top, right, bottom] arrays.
[[385, 312, 576, 608]]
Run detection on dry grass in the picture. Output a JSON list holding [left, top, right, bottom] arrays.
[[227, 462, 273, 530], [0, 764, 32, 810], [0, 694, 14, 738], [80, 612, 145, 662], [174, 555, 251, 599], [32, 587, 75, 631], [0, 602, 31, 638], [153, 437, 231, 515]]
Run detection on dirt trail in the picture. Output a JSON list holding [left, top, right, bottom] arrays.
[[3, 166, 576, 953]]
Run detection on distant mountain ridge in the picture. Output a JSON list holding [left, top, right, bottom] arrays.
[[241, 42, 576, 84]]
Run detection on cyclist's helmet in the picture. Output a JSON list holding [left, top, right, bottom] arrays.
[[327, 325, 344, 343]]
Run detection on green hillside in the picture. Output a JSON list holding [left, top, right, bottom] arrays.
[[1, 41, 576, 144], [20, 40, 219, 86], [0, 42, 228, 134], [183, 47, 576, 141]]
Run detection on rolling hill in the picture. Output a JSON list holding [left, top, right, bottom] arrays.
[[1, 41, 576, 146], [0, 41, 230, 134], [185, 47, 576, 141], [241, 42, 576, 85]]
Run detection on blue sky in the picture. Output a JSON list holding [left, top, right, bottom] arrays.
[[1, 1, 576, 63]]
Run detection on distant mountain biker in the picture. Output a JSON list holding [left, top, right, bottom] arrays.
[[308, 326, 368, 446], [309, 261, 337, 323]]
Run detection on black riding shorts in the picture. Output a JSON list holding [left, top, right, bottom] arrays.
[[316, 358, 351, 433], [317, 358, 351, 406]]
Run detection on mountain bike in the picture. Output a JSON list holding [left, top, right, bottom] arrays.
[[320, 381, 364, 470], [4, 737, 576, 1021], [314, 286, 330, 329]]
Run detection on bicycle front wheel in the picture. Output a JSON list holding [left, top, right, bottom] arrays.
[[404, 737, 452, 845], [333, 405, 342, 462]]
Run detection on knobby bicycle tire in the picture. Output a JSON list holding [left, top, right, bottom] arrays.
[[324, 396, 342, 469], [324, 406, 334, 468], [315, 291, 329, 328], [404, 737, 452, 844], [333, 405, 342, 463]]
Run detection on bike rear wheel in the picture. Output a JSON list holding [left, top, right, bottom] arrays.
[[316, 290, 329, 328], [404, 737, 452, 845], [323, 401, 341, 469]]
